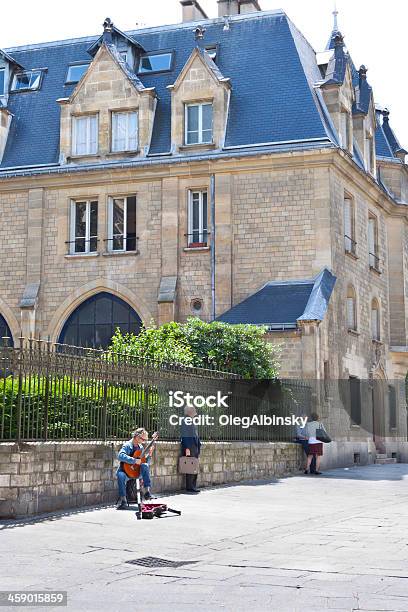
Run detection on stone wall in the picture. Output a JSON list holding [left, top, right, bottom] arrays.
[[0, 441, 303, 519]]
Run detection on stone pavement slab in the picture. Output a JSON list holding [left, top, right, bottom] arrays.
[[1, 464, 408, 612]]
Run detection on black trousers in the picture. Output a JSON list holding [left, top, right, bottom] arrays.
[[184, 443, 200, 490]]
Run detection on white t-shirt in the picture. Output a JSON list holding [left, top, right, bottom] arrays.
[[305, 421, 324, 444]]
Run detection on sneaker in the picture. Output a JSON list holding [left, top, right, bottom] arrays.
[[304, 470, 309, 475], [116, 498, 127, 510], [143, 491, 153, 501]]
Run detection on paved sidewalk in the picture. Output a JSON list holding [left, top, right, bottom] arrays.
[[1, 464, 408, 612]]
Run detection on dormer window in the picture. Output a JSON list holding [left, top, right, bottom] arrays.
[[138, 52, 173, 74], [185, 102, 213, 145], [66, 63, 89, 84], [111, 111, 138, 152], [72, 114, 98, 156], [366, 133, 375, 175], [11, 70, 43, 92], [0, 68, 4, 95], [340, 110, 351, 151], [205, 46, 218, 62]]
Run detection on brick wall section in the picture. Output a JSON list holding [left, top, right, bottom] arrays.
[[0, 441, 303, 519]]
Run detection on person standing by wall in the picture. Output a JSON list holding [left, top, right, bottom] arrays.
[[295, 416, 316, 474], [304, 413, 328, 475], [181, 406, 201, 493]]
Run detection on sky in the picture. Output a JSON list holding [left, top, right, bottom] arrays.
[[2, 0, 408, 149]]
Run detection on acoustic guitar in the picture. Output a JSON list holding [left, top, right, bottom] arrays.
[[123, 431, 159, 479]]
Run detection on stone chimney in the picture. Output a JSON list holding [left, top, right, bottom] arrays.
[[217, 0, 261, 17], [181, 0, 208, 22]]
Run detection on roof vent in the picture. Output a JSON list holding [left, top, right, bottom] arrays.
[[181, 0, 208, 22], [217, 0, 261, 17]]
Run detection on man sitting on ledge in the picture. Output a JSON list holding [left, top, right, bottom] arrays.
[[116, 428, 153, 510]]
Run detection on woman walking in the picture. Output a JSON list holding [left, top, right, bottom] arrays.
[[304, 413, 327, 475]]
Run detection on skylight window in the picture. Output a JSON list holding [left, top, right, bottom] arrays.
[[12, 70, 43, 92], [138, 52, 173, 74], [66, 63, 89, 84], [205, 46, 218, 62]]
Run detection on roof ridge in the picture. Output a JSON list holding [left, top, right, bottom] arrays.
[[4, 9, 286, 53]]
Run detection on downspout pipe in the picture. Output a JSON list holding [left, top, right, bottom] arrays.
[[210, 174, 216, 321]]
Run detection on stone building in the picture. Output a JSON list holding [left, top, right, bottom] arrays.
[[0, 1, 407, 464]]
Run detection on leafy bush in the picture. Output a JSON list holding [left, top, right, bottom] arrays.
[[109, 318, 280, 379]]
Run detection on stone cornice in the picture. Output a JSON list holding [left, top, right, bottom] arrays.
[[0, 147, 406, 220]]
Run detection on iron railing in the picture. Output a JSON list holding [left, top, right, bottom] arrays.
[[0, 337, 310, 443]]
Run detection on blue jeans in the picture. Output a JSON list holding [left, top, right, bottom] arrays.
[[117, 463, 152, 497]]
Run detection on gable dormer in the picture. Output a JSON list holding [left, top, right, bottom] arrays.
[[87, 17, 145, 73], [57, 21, 156, 163], [320, 34, 354, 155], [352, 66, 376, 176], [168, 44, 231, 153]]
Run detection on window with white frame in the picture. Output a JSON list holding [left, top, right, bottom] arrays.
[[72, 114, 98, 156], [11, 70, 43, 91], [188, 190, 208, 247], [111, 111, 138, 152], [344, 196, 356, 255], [371, 298, 380, 341], [365, 133, 375, 175], [346, 285, 357, 331], [70, 200, 98, 254], [368, 214, 380, 271], [66, 63, 89, 84], [108, 196, 137, 252], [185, 103, 213, 145]]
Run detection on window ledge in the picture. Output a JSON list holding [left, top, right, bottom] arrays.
[[179, 143, 217, 152], [369, 265, 382, 276], [183, 246, 210, 253], [68, 154, 101, 162], [348, 329, 360, 337], [102, 250, 139, 257], [106, 150, 140, 158], [372, 339, 383, 346], [65, 252, 99, 259], [350, 424, 361, 429], [345, 250, 358, 260]]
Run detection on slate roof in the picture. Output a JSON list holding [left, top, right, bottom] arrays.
[[217, 268, 336, 329], [375, 108, 407, 160], [0, 10, 335, 170]]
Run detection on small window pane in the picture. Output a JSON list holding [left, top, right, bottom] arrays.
[[126, 196, 137, 251], [75, 202, 87, 253], [187, 106, 199, 144], [202, 104, 213, 137], [12, 70, 42, 91], [139, 53, 173, 73], [112, 198, 125, 251], [66, 64, 89, 83], [0, 69, 5, 95]]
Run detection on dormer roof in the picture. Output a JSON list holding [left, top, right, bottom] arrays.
[[87, 17, 145, 57], [352, 65, 373, 116], [376, 108, 407, 159], [0, 48, 23, 70]]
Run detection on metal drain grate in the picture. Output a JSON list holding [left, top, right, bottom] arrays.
[[126, 556, 198, 568]]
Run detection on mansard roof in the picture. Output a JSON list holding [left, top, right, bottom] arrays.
[[0, 10, 335, 170], [375, 108, 407, 160], [217, 268, 336, 328]]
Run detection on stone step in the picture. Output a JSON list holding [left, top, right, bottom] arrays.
[[375, 457, 397, 464]]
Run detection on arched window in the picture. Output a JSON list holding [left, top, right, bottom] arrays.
[[346, 285, 357, 331], [371, 299, 380, 341], [58, 292, 142, 348], [0, 314, 13, 346]]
